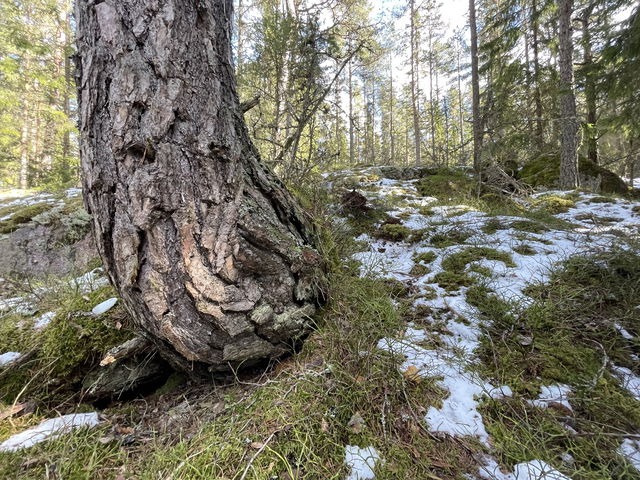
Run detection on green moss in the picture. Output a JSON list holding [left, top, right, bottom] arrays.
[[416, 168, 476, 199], [510, 219, 548, 233], [441, 247, 516, 273], [532, 195, 576, 214], [410, 263, 431, 276], [430, 229, 472, 248], [433, 270, 474, 291], [513, 244, 536, 256], [376, 223, 412, 241], [413, 251, 437, 264], [0, 202, 54, 234], [482, 218, 508, 234], [520, 154, 628, 195]]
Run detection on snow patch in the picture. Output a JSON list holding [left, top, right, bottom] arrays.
[[0, 351, 22, 366], [528, 384, 573, 412], [619, 438, 640, 472], [0, 412, 100, 452], [344, 445, 382, 480], [33, 311, 55, 329], [612, 365, 640, 401]]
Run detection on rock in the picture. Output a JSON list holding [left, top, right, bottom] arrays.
[[0, 221, 97, 278], [83, 353, 171, 400], [520, 154, 628, 194]]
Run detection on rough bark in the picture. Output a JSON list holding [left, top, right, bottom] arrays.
[[469, 0, 482, 174], [410, 0, 422, 165], [558, 0, 579, 189], [75, 0, 321, 375], [581, 7, 598, 165], [531, 0, 544, 151]]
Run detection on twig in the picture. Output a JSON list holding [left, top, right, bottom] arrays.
[[239, 430, 279, 480]]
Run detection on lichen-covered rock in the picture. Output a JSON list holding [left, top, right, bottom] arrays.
[[0, 212, 97, 278]]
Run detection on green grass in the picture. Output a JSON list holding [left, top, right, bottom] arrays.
[[469, 248, 640, 479]]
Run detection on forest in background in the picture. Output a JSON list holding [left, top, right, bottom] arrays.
[[0, 0, 639, 189]]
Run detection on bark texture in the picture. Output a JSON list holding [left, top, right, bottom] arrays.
[[558, 0, 579, 189], [75, 0, 321, 374], [469, 0, 482, 174]]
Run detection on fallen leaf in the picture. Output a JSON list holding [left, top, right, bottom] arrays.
[[320, 418, 329, 433], [115, 426, 134, 435], [347, 412, 365, 433], [403, 365, 422, 383], [355, 375, 365, 384], [249, 442, 264, 450]]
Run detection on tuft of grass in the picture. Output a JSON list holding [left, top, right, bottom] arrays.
[[513, 244, 537, 256], [473, 248, 640, 478], [376, 223, 412, 242], [441, 247, 516, 273], [532, 195, 576, 214]]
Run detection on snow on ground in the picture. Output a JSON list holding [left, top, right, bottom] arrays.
[[33, 311, 55, 330], [619, 438, 640, 472], [612, 365, 640, 401], [0, 351, 22, 366], [527, 385, 573, 412], [344, 445, 382, 480], [0, 412, 100, 452], [337, 167, 640, 479], [479, 457, 571, 480]]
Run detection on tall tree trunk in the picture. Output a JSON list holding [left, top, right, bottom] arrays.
[[349, 56, 355, 165], [456, 41, 464, 161], [469, 0, 482, 174], [581, 8, 598, 165], [75, 0, 321, 375], [389, 53, 395, 164], [558, 0, 579, 189], [410, 0, 422, 165], [531, 0, 544, 152], [20, 115, 30, 190]]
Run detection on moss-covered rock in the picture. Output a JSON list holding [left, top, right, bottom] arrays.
[[416, 168, 476, 198], [520, 154, 628, 194]]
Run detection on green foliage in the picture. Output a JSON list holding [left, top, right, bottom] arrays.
[[0, 284, 132, 404]]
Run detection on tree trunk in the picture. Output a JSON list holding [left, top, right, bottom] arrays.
[[469, 0, 482, 174], [410, 0, 422, 165], [558, 0, 579, 189], [531, 0, 544, 152], [75, 0, 321, 375], [581, 8, 598, 165]]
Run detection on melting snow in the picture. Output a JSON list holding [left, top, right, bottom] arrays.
[[619, 438, 640, 472], [0, 412, 100, 452], [528, 385, 573, 412], [478, 457, 571, 479], [344, 445, 382, 480], [0, 351, 22, 366], [612, 365, 640, 401], [33, 311, 55, 329]]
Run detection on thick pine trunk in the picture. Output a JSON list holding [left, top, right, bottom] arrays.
[[75, 0, 321, 375], [558, 0, 579, 189]]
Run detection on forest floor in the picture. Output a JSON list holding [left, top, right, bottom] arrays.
[[0, 167, 639, 479]]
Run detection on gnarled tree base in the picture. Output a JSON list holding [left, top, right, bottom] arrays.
[[75, 0, 323, 375]]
